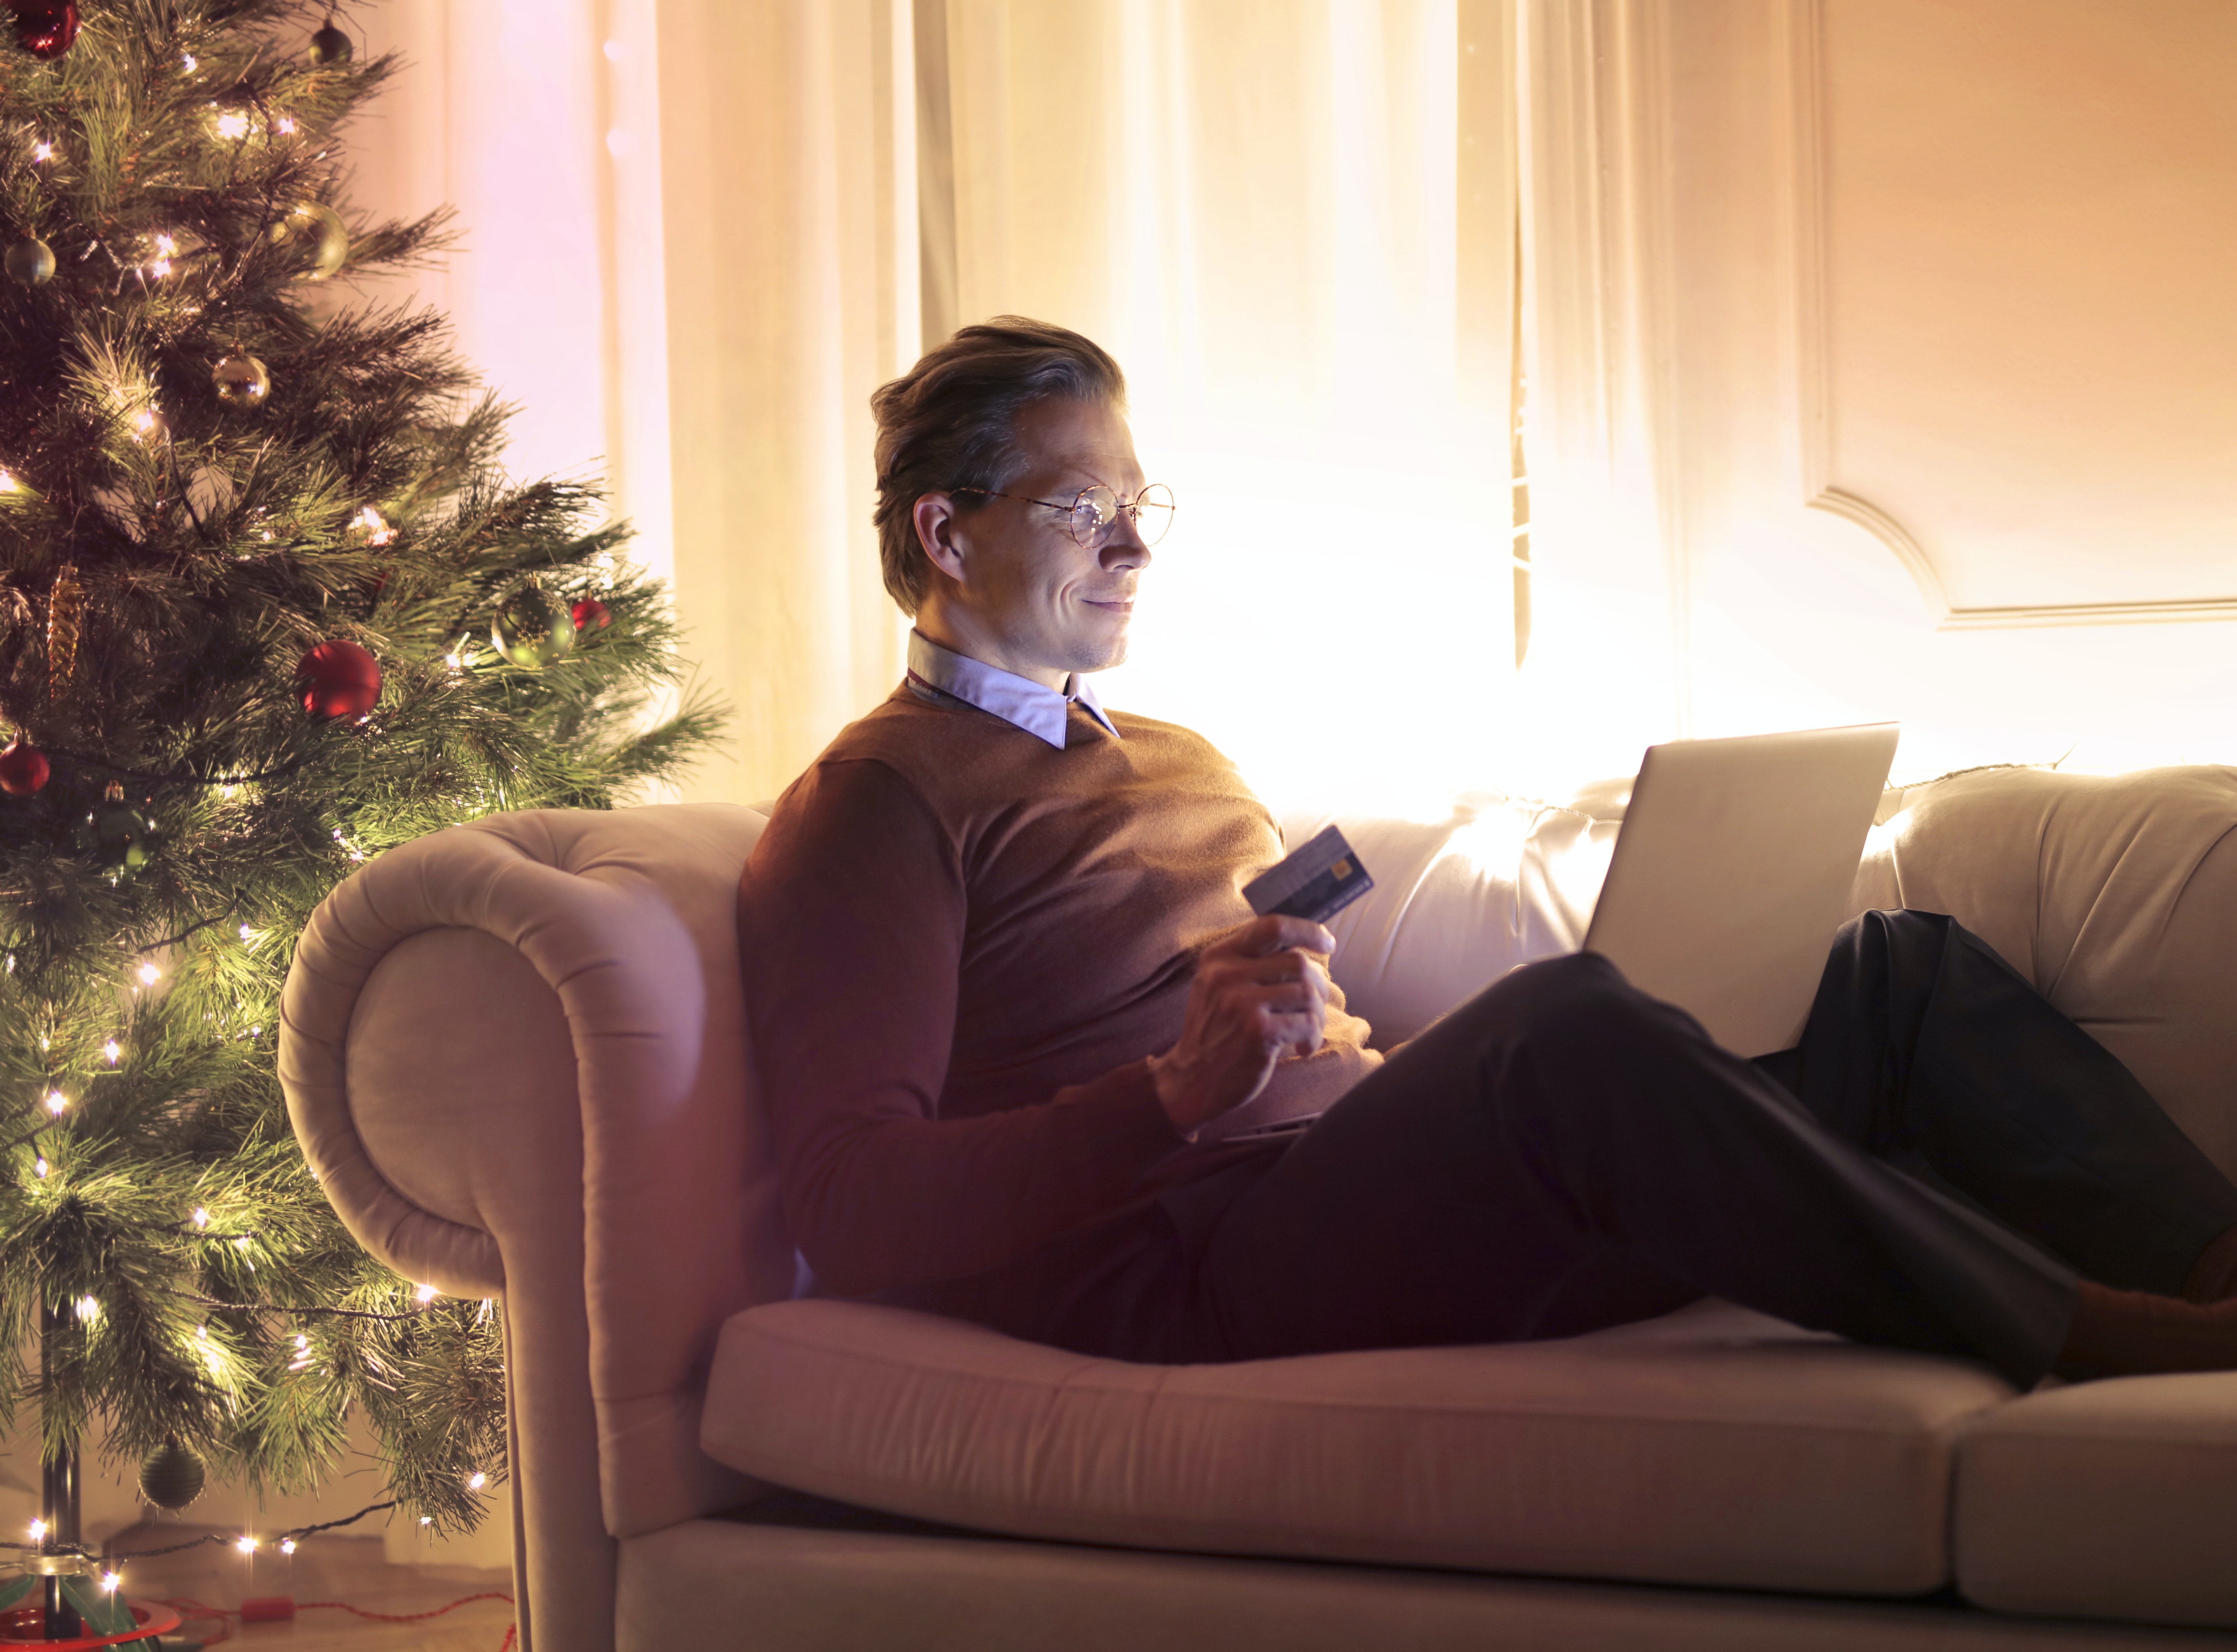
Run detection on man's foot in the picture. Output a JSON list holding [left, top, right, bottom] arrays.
[[2059, 1280, 2237, 1378], [2180, 1222, 2237, 1303]]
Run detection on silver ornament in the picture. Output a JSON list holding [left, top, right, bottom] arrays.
[[491, 582, 577, 668], [5, 236, 55, 287]]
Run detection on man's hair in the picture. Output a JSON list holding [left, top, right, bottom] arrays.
[[871, 317, 1126, 614]]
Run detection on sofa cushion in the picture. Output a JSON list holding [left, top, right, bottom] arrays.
[[1955, 1373, 2237, 1629], [702, 1296, 2013, 1596]]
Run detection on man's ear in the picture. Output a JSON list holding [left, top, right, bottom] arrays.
[[912, 493, 968, 585]]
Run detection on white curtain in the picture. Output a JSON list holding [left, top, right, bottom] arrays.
[[923, 0, 1521, 812], [342, 0, 1684, 810]]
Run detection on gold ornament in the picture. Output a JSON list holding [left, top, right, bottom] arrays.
[[491, 581, 576, 668], [211, 353, 271, 407], [4, 236, 55, 286], [46, 563, 81, 702], [268, 202, 348, 281]]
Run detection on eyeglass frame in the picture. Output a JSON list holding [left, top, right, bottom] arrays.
[[947, 482, 1174, 550]]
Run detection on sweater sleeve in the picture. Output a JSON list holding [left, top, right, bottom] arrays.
[[737, 756, 1189, 1297]]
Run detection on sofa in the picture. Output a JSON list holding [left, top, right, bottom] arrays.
[[278, 761, 2237, 1651]]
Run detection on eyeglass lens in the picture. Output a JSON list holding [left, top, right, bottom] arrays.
[[1070, 484, 1176, 549]]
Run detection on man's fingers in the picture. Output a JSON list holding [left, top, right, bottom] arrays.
[[1209, 914, 1338, 959]]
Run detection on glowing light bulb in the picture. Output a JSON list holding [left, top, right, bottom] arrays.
[[0, 470, 16, 491], [278, 1538, 296, 1555], [37, 1036, 48, 1051], [443, 651, 463, 670], [182, 53, 197, 71], [213, 109, 250, 139], [418, 1517, 432, 1527], [235, 1535, 258, 1554], [75, 1295, 98, 1321], [30, 142, 53, 163], [273, 116, 297, 135], [238, 924, 253, 940], [349, 505, 396, 546], [414, 1284, 438, 1304], [34, 1158, 48, 1179], [45, 1091, 67, 1115], [100, 1570, 120, 1592], [137, 961, 160, 986], [194, 1324, 207, 1339], [233, 1236, 251, 1250], [295, 1335, 309, 1351], [104, 1040, 120, 1065], [193, 1207, 209, 1227], [467, 1472, 486, 1490], [29, 1519, 45, 1541]]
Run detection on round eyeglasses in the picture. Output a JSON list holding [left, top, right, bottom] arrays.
[[952, 482, 1175, 550]]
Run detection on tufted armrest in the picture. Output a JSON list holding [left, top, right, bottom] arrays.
[[279, 802, 785, 1652]]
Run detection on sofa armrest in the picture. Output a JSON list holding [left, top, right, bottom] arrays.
[[281, 803, 783, 1652]]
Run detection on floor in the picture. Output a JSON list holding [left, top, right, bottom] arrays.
[[91, 1523, 515, 1652]]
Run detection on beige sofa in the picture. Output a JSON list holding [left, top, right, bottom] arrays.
[[279, 763, 2237, 1651]]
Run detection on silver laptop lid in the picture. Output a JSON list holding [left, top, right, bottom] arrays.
[[1581, 723, 1899, 1058]]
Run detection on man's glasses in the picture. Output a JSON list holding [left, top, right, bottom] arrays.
[[952, 482, 1176, 550]]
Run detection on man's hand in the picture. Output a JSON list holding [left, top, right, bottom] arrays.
[[1149, 916, 1335, 1137]]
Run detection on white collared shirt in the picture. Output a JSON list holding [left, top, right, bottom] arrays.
[[905, 630, 1121, 750]]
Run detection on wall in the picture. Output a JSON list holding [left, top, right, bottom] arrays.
[[1660, 0, 2237, 782]]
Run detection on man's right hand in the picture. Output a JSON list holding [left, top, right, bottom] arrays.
[[1149, 915, 1335, 1137]]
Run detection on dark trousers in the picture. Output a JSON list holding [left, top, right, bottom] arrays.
[[888, 912, 2237, 1388]]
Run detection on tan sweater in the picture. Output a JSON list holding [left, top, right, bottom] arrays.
[[737, 681, 1379, 1297]]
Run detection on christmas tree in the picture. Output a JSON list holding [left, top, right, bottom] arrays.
[[0, 0, 718, 1633]]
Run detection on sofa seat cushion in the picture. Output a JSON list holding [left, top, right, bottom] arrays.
[[1955, 1373, 2237, 1629], [701, 1296, 2013, 1596]]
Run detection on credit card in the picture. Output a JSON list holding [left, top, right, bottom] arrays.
[[1243, 825, 1374, 926]]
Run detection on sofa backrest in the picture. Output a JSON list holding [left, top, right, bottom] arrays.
[[1291, 763, 2237, 1179]]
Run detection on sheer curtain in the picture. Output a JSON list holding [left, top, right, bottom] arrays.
[[343, 0, 1683, 810], [922, 0, 1520, 811]]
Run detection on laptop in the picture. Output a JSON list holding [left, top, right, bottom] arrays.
[[1582, 722, 1900, 1057]]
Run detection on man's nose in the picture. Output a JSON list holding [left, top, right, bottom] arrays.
[[1101, 514, 1151, 570]]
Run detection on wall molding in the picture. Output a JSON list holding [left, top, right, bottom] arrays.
[[1785, 0, 2236, 633]]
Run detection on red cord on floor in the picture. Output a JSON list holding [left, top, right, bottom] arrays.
[[157, 1590, 514, 1647]]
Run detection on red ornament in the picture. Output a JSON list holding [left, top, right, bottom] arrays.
[[295, 639, 382, 720], [0, 732, 49, 796], [10, 0, 79, 58], [570, 597, 612, 632]]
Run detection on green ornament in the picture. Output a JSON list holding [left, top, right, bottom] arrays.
[[5, 236, 55, 287], [211, 353, 271, 407], [76, 782, 160, 882], [308, 19, 352, 64], [491, 581, 577, 668], [269, 202, 348, 281], [138, 1436, 206, 1510]]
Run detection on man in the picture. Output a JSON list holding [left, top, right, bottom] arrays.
[[737, 317, 2237, 1387]]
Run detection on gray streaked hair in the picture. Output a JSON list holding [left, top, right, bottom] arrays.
[[870, 317, 1126, 614]]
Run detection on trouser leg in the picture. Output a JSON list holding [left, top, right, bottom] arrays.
[[1760, 910, 2237, 1295], [1185, 951, 2078, 1386]]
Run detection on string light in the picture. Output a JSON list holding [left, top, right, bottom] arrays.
[[28, 1520, 45, 1542], [349, 505, 396, 546], [238, 924, 254, 941], [192, 1207, 210, 1228], [181, 53, 197, 71], [418, 1517, 431, 1527], [235, 1535, 258, 1554], [273, 116, 297, 135], [30, 142, 52, 163], [212, 109, 250, 140], [466, 1472, 486, 1490], [100, 1571, 120, 1592], [75, 1295, 99, 1322], [34, 1158, 48, 1179], [137, 961, 160, 986], [414, 1284, 437, 1304], [0, 470, 16, 491], [45, 1090, 67, 1116], [278, 1539, 296, 1555], [104, 1039, 120, 1065]]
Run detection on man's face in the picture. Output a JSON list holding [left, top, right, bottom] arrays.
[[924, 396, 1150, 686]]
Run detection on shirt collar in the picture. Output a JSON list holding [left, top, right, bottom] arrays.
[[906, 630, 1120, 749]]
